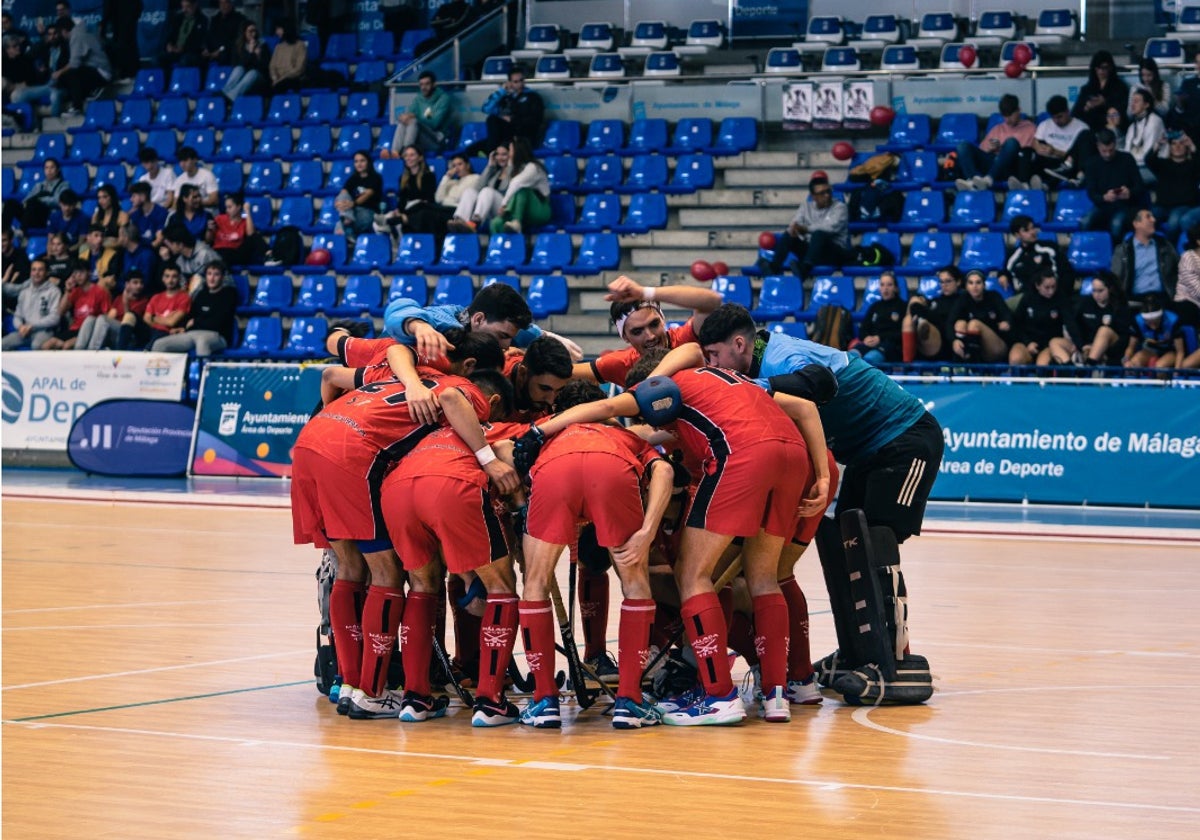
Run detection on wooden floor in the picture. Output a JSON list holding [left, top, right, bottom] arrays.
[[3, 497, 1199, 839]]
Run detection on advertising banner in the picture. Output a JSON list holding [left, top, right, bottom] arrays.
[[67, 400, 196, 476], [1, 352, 187, 451], [191, 363, 325, 478], [903, 380, 1200, 507], [732, 0, 808, 40]]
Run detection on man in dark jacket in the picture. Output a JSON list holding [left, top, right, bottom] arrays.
[[1111, 209, 1179, 303], [1082, 129, 1148, 242], [471, 67, 544, 154], [161, 0, 208, 68]]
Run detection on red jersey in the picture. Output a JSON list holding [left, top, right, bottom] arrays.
[[295, 373, 490, 478], [144, 290, 192, 334], [591, 320, 697, 387], [534, 422, 662, 479], [69, 284, 112, 330], [338, 334, 396, 368], [212, 214, 246, 250], [393, 420, 528, 487], [112, 292, 149, 319]]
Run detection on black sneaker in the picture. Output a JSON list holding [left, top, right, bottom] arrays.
[[584, 652, 621, 686], [1043, 164, 1074, 183], [398, 691, 450, 722], [471, 695, 520, 727]]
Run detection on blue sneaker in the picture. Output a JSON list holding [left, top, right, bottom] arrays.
[[328, 679, 343, 704], [519, 695, 562, 729], [661, 689, 746, 727], [611, 696, 661, 729]]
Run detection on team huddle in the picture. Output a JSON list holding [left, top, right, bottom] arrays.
[[292, 275, 943, 729]]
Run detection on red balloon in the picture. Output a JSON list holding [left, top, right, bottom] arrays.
[[959, 45, 977, 68], [690, 260, 715, 282], [831, 141, 854, 161], [758, 231, 777, 250], [811, 169, 829, 181], [712, 260, 730, 276], [869, 106, 895, 128], [1004, 60, 1023, 79], [1012, 43, 1033, 66], [305, 248, 332, 266]]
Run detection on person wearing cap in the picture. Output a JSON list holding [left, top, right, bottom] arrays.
[[1126, 292, 1184, 368], [1112, 208, 1179, 302], [1082, 128, 1148, 242], [762, 173, 849, 278]]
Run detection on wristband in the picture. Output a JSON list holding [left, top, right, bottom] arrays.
[[474, 445, 497, 467], [642, 285, 656, 301]]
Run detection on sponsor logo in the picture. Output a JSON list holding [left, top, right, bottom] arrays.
[[2, 371, 23, 424], [219, 402, 241, 436]]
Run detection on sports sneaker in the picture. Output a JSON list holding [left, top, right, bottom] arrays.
[[519, 695, 562, 729], [502, 220, 522, 234], [1028, 175, 1044, 191], [584, 652, 620, 686], [471, 695, 520, 727], [759, 686, 791, 722], [1006, 176, 1027, 191], [611, 696, 661, 729], [1043, 164, 1073, 183], [336, 685, 357, 716], [398, 691, 450, 722], [661, 688, 746, 726], [974, 175, 993, 190], [738, 665, 763, 707], [786, 675, 823, 705], [653, 683, 704, 715], [328, 679, 343, 704], [954, 177, 975, 192], [348, 687, 406, 720]]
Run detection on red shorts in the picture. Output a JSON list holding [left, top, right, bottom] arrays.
[[684, 438, 807, 538], [383, 474, 508, 574], [290, 447, 383, 546], [527, 452, 644, 547], [793, 450, 840, 544]]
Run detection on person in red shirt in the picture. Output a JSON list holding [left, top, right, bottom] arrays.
[[142, 265, 192, 341], [516, 350, 830, 726], [42, 261, 111, 349], [75, 269, 147, 351], [212, 191, 266, 267], [293, 341, 519, 720]]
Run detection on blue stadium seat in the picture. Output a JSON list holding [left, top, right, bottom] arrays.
[[303, 92, 341, 125], [588, 53, 626, 79], [534, 54, 571, 81], [620, 118, 668, 156], [662, 154, 714, 194], [902, 232, 954, 274], [203, 64, 232, 95], [930, 112, 980, 153], [225, 316, 283, 358], [519, 233, 573, 273], [751, 275, 804, 321], [67, 132, 103, 165], [355, 59, 390, 87], [93, 164, 127, 193], [359, 30, 395, 59], [283, 275, 338, 316], [566, 193, 621, 232], [1067, 232, 1114, 274], [427, 233, 481, 275], [167, 66, 201, 97], [543, 155, 579, 191], [281, 160, 325, 196], [665, 118, 713, 155], [614, 192, 668, 234], [191, 95, 227, 127], [893, 191, 945, 232], [225, 95, 264, 128], [212, 161, 245, 194], [880, 45, 920, 71], [448, 121, 487, 156], [334, 123, 373, 158], [294, 233, 347, 272], [999, 189, 1048, 227], [858, 14, 902, 46], [1144, 37, 1185, 64], [324, 32, 358, 62], [481, 55, 514, 82], [178, 128, 214, 162], [478, 233, 526, 272], [276, 195, 315, 231], [293, 124, 332, 160], [251, 126, 293, 161], [712, 275, 752, 308], [342, 93, 381, 125], [118, 98, 153, 130], [153, 97, 190, 129], [21, 133, 66, 167], [16, 166, 45, 201], [765, 47, 802, 74], [346, 233, 392, 274], [618, 155, 668, 194], [878, 114, 931, 152], [215, 127, 254, 161], [537, 120, 582, 156], [69, 100, 116, 135], [580, 120, 624, 157], [892, 151, 942, 191], [240, 274, 294, 315], [60, 164, 90, 196], [325, 160, 356, 194], [959, 232, 1007, 272], [576, 155, 623, 193], [1043, 189, 1091, 232], [798, 275, 857, 323], [821, 47, 861, 72], [398, 28, 435, 60], [143, 129, 177, 163], [433, 275, 475, 307], [710, 117, 757, 155], [482, 275, 521, 294], [851, 231, 902, 276], [266, 93, 304, 125], [643, 51, 681, 77], [277, 316, 329, 359], [565, 232, 620, 274], [543, 193, 576, 231], [392, 233, 438, 271], [388, 274, 428, 306], [943, 190, 996, 232], [245, 162, 283, 195], [527, 275, 569, 318]]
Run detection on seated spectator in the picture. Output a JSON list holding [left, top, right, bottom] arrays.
[[161, 224, 219, 293], [18, 158, 68, 230], [488, 137, 550, 234], [1082, 129, 1148, 242], [1175, 224, 1200, 327], [142, 264, 191, 344], [268, 18, 308, 93], [78, 223, 120, 285], [173, 146, 219, 209], [1169, 53, 1200, 144], [91, 184, 128, 243], [47, 189, 88, 249], [165, 184, 216, 245], [1112, 208, 1179, 302], [375, 145, 438, 236], [2, 228, 32, 308], [1050, 269, 1134, 366], [7, 23, 67, 116], [389, 72, 453, 155], [128, 182, 170, 247], [469, 67, 544, 156], [447, 143, 511, 232], [203, 0, 247, 66], [42, 260, 110, 349], [137, 148, 177, 210], [151, 259, 238, 357], [115, 222, 156, 288], [40, 232, 74, 282], [1126, 292, 1184, 368], [75, 269, 150, 350], [1072, 50, 1129, 133], [1147, 131, 1200, 241], [213, 191, 266, 266], [1122, 88, 1166, 185], [956, 94, 1035, 191], [949, 268, 1012, 362], [421, 153, 480, 238], [2, 258, 61, 350], [335, 150, 385, 245], [1019, 95, 1093, 189], [999, 214, 1072, 302], [53, 16, 112, 116], [1133, 57, 1170, 117], [222, 19, 270, 101], [161, 0, 208, 69], [3, 35, 40, 105], [1007, 267, 1068, 366], [761, 173, 849, 278], [904, 267, 961, 363], [851, 270, 905, 367]]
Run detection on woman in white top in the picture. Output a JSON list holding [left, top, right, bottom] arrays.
[[488, 137, 550, 234], [447, 144, 511, 232], [1121, 88, 1166, 184], [1130, 57, 1171, 117]]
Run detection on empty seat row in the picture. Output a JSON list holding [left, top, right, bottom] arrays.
[[840, 188, 1094, 235], [533, 117, 756, 158], [796, 10, 1078, 52]]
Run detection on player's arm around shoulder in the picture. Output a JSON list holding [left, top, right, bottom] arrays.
[[649, 342, 705, 379], [773, 392, 831, 516], [442, 388, 520, 494]]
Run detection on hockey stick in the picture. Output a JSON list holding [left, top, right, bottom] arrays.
[[506, 661, 566, 694], [431, 634, 474, 707], [548, 577, 618, 708]]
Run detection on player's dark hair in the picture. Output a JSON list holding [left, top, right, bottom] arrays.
[[553, 379, 606, 411], [625, 348, 669, 389], [998, 94, 1020, 117], [445, 327, 504, 371], [129, 181, 151, 197], [1046, 94, 1069, 115], [521, 336, 572, 379], [608, 299, 659, 325], [1009, 214, 1035, 235], [468, 369, 514, 417], [467, 283, 532, 330], [696, 303, 757, 348]]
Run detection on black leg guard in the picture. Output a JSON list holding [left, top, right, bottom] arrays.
[[813, 516, 861, 688], [839, 509, 898, 681], [314, 548, 339, 696]]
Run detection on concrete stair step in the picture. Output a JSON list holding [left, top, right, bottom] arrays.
[[678, 207, 795, 228], [722, 168, 830, 188], [617, 229, 768, 248], [629, 246, 759, 268]]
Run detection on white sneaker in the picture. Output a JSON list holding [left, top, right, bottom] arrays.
[[954, 178, 975, 191], [760, 686, 791, 722], [786, 675, 823, 705], [1007, 176, 1026, 191], [1029, 175, 1044, 190], [347, 687, 405, 719], [661, 689, 746, 726], [973, 175, 993, 190]]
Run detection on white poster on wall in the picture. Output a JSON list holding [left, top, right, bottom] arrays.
[[782, 82, 813, 130], [813, 81, 844, 129], [843, 81, 874, 128], [1, 352, 187, 451]]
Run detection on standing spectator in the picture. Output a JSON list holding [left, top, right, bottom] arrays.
[[1007, 267, 1068, 366], [999, 214, 1072, 301], [53, 16, 112, 116], [42, 260, 111, 350], [1082, 129, 1148, 242], [222, 19, 270, 101], [90, 184, 128, 242], [761, 173, 849, 277], [949, 269, 1012, 362], [389, 71, 453, 154], [2, 259, 61, 350], [76, 269, 150, 350], [1126, 293, 1184, 369], [165, 184, 215, 244], [1122, 88, 1166, 185], [18, 158, 68, 230], [1051, 270, 1134, 366], [471, 67, 544, 155], [488, 137, 550, 234], [151, 260, 238, 356], [203, 0, 247, 66], [161, 0, 208, 69], [128, 182, 170, 248], [8, 23, 68, 116], [268, 18, 308, 93], [852, 270, 905, 366], [1174, 224, 1200, 327], [101, 0, 143, 81], [172, 146, 219, 208], [142, 264, 191, 343], [47, 189, 88, 249], [1111, 208, 1179, 302], [1170, 53, 1200, 143], [447, 144, 511, 232], [1072, 50, 1129, 133], [137, 148, 177, 210], [212, 191, 265, 266], [1020, 95, 1093, 189], [334, 150, 384, 244], [1147, 131, 1200, 241], [955, 94, 1036, 191]]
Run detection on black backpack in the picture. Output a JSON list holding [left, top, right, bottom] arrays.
[[810, 304, 854, 350], [271, 225, 307, 266]]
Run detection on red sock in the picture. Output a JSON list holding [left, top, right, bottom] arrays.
[[477, 594, 518, 703], [401, 592, 435, 697], [779, 575, 813, 681], [681, 592, 733, 697], [519, 600, 558, 701], [579, 567, 610, 661], [330, 580, 365, 689], [359, 585, 404, 697], [650, 601, 681, 650], [752, 592, 789, 690], [617, 598, 655, 701], [902, 331, 917, 363], [728, 610, 759, 667]]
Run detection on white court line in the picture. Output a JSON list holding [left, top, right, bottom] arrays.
[[1, 648, 311, 691], [5, 719, 1199, 815], [3, 622, 309, 632], [4, 597, 277, 615]]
